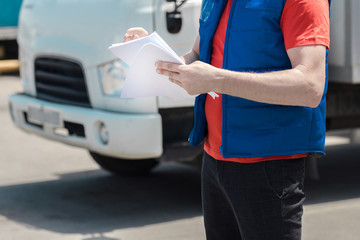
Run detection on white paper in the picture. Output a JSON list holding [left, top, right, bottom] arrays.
[[108, 31, 218, 101], [122, 43, 190, 100]]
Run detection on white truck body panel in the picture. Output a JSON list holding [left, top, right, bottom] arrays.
[[10, 0, 201, 159], [328, 0, 360, 83]]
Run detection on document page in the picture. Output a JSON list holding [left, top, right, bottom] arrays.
[[109, 32, 218, 101]]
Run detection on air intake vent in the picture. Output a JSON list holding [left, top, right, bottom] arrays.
[[35, 57, 91, 108]]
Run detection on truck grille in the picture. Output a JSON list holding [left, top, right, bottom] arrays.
[[35, 57, 91, 108]]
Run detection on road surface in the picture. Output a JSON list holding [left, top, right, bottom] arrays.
[[1, 74, 359, 240]]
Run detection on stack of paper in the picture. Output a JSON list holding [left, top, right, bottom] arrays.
[[109, 31, 218, 101]]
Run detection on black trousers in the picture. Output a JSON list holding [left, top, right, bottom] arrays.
[[202, 152, 306, 240]]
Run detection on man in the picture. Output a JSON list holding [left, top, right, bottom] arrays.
[[125, 0, 330, 239]]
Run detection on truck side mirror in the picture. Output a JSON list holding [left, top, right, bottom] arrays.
[[166, 0, 186, 34], [166, 11, 182, 34]]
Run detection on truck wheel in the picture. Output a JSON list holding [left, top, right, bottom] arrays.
[[89, 151, 159, 176]]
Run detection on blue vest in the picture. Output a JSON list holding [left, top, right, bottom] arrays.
[[189, 0, 329, 158]]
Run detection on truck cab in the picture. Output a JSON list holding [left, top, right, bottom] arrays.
[[9, 0, 203, 175]]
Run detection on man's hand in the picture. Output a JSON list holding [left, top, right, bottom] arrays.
[[123, 27, 149, 42], [156, 60, 221, 95]]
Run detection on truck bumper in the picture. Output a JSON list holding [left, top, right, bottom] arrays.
[[9, 94, 163, 159]]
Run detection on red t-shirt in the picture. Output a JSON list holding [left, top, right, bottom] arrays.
[[204, 0, 330, 163]]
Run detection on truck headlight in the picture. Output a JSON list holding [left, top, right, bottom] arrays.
[[98, 59, 128, 97]]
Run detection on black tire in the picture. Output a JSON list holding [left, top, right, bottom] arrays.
[[89, 151, 159, 176]]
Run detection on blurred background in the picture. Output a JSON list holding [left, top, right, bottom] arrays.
[[1, 0, 360, 239]]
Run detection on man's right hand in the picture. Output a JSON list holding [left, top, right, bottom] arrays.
[[123, 27, 149, 42]]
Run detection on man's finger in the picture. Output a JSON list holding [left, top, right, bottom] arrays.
[[169, 77, 183, 87], [123, 33, 135, 42], [156, 68, 180, 79], [156, 61, 181, 73], [127, 27, 149, 38], [123, 28, 148, 42]]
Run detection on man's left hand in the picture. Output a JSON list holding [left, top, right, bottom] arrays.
[[155, 60, 221, 95]]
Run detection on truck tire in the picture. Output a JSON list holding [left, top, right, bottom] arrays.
[[89, 151, 159, 176]]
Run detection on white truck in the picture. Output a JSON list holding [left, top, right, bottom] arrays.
[[9, 0, 203, 175], [8, 0, 360, 177]]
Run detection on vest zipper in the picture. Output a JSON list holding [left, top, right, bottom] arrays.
[[223, 0, 236, 69], [220, 0, 237, 157]]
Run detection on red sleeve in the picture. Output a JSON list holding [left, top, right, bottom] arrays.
[[281, 0, 330, 50]]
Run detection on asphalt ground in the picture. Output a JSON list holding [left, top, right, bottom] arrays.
[[1, 74, 360, 240]]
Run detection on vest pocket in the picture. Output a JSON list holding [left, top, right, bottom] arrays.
[[222, 96, 313, 157], [272, 106, 313, 128], [222, 125, 311, 157], [225, 96, 275, 131]]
